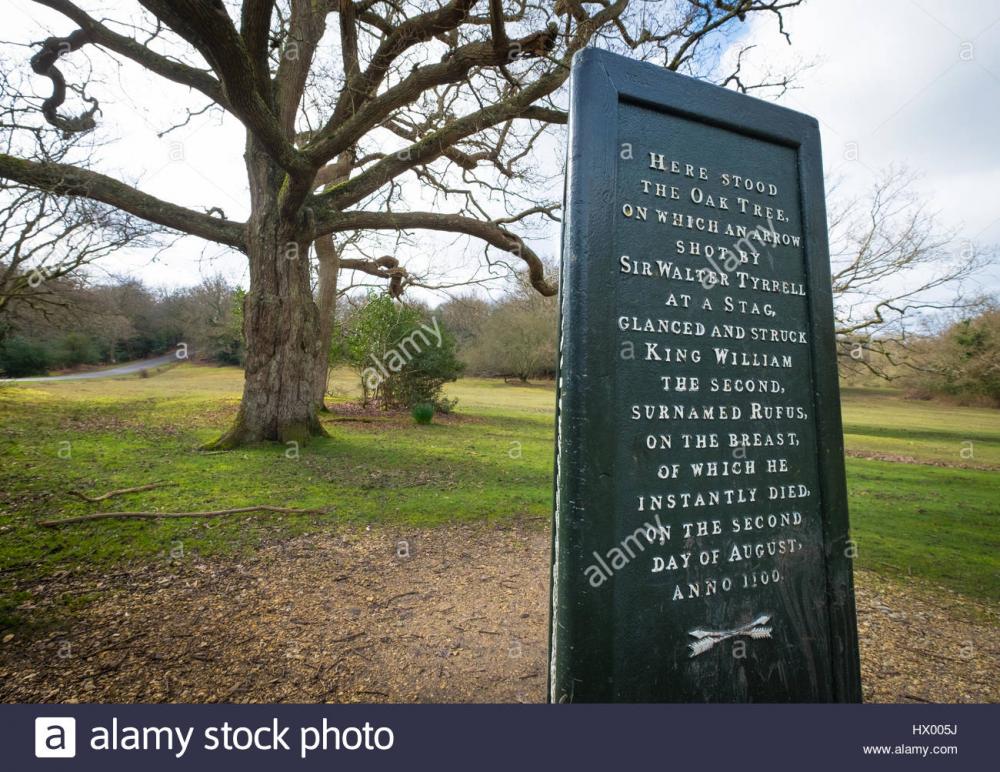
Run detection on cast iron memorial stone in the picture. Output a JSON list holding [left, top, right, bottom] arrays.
[[549, 49, 862, 703]]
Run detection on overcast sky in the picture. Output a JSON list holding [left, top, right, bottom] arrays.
[[737, 0, 1000, 290], [5, 0, 1000, 303]]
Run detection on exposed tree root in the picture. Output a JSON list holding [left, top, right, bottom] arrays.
[[68, 482, 177, 503], [38, 505, 325, 527], [200, 411, 329, 451]]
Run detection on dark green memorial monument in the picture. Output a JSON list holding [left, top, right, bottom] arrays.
[[549, 49, 862, 703]]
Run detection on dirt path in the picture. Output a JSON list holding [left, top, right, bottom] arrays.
[[1, 522, 996, 703]]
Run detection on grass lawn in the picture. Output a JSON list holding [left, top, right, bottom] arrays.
[[841, 386, 1000, 467], [0, 365, 997, 632]]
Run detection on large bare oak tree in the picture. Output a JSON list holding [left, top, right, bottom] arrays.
[[0, 0, 799, 447]]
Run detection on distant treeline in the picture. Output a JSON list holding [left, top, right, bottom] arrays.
[[0, 272, 559, 383], [0, 276, 243, 377], [436, 287, 557, 383], [3, 271, 996, 409], [899, 307, 1000, 406], [838, 305, 1000, 406]]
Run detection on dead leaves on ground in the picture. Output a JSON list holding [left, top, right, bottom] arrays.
[[0, 524, 996, 704]]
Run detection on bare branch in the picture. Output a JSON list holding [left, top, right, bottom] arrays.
[[0, 154, 246, 249], [30, 0, 227, 106], [316, 209, 556, 295], [29, 27, 97, 134]]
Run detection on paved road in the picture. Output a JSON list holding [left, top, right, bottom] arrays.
[[5, 352, 179, 382]]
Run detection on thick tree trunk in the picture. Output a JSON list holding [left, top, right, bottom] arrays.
[[205, 141, 326, 449], [313, 234, 340, 412]]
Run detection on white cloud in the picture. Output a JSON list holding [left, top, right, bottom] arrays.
[[727, 0, 1000, 293]]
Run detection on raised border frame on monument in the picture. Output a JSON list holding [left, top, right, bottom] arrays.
[[549, 48, 862, 703]]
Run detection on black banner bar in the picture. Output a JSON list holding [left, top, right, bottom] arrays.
[[7, 704, 995, 771]]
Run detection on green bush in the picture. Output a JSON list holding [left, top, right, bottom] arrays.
[[903, 307, 1000, 406], [411, 402, 434, 424], [0, 336, 52, 377], [56, 332, 101, 368], [347, 292, 463, 410]]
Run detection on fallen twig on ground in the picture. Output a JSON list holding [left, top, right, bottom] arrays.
[[69, 482, 177, 503], [38, 505, 325, 527]]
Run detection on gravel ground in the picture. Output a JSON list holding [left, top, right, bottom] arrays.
[[1, 521, 996, 703]]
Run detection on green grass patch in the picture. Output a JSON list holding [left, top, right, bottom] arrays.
[[0, 366, 996, 632], [846, 458, 998, 601], [840, 386, 1000, 467]]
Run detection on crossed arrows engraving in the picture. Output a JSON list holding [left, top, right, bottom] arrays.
[[688, 614, 773, 657]]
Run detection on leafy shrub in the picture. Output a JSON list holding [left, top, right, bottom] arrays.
[[435, 396, 459, 414], [411, 402, 434, 424], [347, 292, 463, 410], [0, 336, 52, 377], [56, 332, 101, 368], [902, 307, 1000, 406]]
